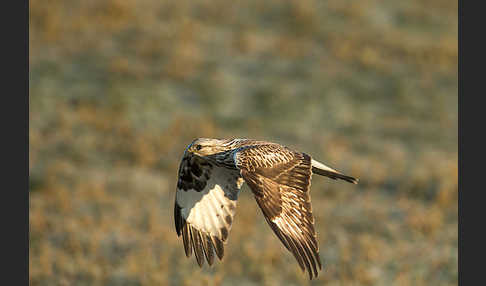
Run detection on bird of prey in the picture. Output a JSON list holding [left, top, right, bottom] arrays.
[[174, 138, 358, 279]]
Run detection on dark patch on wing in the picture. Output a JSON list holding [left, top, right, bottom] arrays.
[[191, 162, 203, 177], [225, 215, 232, 224], [239, 146, 322, 280], [177, 155, 213, 192], [194, 179, 207, 191], [220, 227, 228, 241]]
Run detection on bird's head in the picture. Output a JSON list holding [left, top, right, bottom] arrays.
[[186, 138, 232, 157]]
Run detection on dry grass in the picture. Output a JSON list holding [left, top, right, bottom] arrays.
[[30, 0, 457, 285]]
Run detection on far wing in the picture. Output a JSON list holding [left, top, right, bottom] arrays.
[[174, 155, 244, 266], [237, 144, 322, 279]]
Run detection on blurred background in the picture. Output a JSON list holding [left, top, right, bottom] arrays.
[[29, 0, 457, 285]]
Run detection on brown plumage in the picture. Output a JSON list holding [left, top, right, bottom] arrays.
[[174, 138, 358, 279]]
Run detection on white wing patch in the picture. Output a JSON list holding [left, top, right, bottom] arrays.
[[174, 160, 244, 266], [177, 181, 236, 235]]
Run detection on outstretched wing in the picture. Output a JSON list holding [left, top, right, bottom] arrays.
[[174, 154, 244, 266], [236, 144, 322, 280]]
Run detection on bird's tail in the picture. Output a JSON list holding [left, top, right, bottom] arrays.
[[311, 159, 358, 184]]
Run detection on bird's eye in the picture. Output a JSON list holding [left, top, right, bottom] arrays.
[[196, 144, 202, 151]]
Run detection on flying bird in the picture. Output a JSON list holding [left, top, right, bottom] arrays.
[[174, 138, 358, 279]]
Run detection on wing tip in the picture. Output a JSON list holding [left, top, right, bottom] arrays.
[[190, 226, 206, 267], [181, 221, 228, 267]]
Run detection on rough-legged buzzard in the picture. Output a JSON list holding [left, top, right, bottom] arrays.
[[174, 138, 358, 279]]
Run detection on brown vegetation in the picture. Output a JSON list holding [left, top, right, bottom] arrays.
[[30, 0, 457, 285]]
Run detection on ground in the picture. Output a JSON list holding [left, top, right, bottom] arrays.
[[30, 0, 457, 285]]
